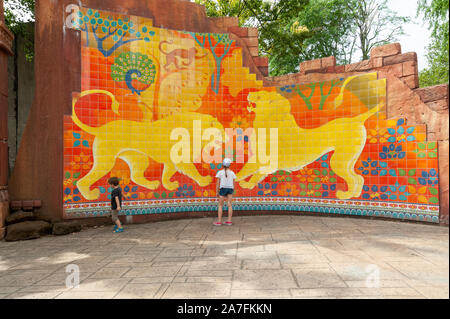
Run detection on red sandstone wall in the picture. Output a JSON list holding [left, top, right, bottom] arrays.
[[9, 0, 449, 225]]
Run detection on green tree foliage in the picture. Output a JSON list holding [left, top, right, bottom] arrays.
[[417, 0, 449, 87], [4, 0, 35, 61], [196, 0, 410, 76], [193, 0, 255, 25], [293, 0, 356, 66], [247, 0, 310, 76], [195, 0, 310, 76]]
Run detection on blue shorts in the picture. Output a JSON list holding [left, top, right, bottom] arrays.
[[219, 188, 234, 197]]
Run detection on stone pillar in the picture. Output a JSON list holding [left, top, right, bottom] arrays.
[[0, 0, 14, 239]]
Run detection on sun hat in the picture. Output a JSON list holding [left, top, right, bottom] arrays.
[[222, 158, 232, 167]]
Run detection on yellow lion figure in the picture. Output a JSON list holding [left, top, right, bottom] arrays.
[[237, 74, 385, 200], [72, 90, 224, 201]]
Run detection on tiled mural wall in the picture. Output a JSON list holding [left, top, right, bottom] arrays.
[[63, 7, 440, 223]]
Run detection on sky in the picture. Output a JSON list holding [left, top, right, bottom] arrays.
[[386, 0, 431, 70], [349, 0, 431, 70]]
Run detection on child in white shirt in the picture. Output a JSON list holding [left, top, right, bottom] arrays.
[[214, 158, 236, 226]]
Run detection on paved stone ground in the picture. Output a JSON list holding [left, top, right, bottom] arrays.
[[0, 216, 448, 299]]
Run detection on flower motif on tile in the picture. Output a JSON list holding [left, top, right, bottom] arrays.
[[257, 183, 278, 196], [64, 186, 82, 203], [368, 128, 390, 144], [298, 168, 318, 183], [418, 169, 438, 186], [362, 185, 389, 200], [279, 84, 296, 93], [63, 194, 73, 203], [321, 183, 336, 197], [271, 171, 293, 182], [176, 185, 196, 197], [123, 185, 139, 200], [71, 152, 93, 170], [384, 182, 410, 201], [64, 171, 81, 187], [154, 191, 175, 199], [277, 84, 298, 99], [299, 182, 322, 197], [306, 190, 315, 196], [201, 190, 210, 197], [386, 119, 416, 143], [278, 183, 299, 197], [413, 142, 438, 159], [315, 154, 330, 168], [358, 157, 388, 176], [407, 176, 439, 204], [72, 132, 90, 148], [63, 178, 74, 188], [138, 191, 153, 200], [379, 144, 406, 160], [207, 163, 223, 170], [230, 115, 250, 130]]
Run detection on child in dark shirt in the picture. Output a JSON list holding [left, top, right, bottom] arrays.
[[108, 177, 124, 233]]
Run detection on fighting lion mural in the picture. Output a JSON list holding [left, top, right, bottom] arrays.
[[63, 7, 440, 223]]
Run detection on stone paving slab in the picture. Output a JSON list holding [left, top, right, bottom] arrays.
[[0, 216, 448, 299], [292, 267, 348, 289], [113, 283, 162, 299], [230, 289, 292, 299], [162, 283, 232, 298], [232, 270, 298, 290]]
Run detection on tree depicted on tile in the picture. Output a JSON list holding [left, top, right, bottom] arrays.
[[72, 8, 155, 57], [186, 32, 235, 94]]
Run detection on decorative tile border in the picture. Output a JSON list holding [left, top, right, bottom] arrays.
[[64, 197, 440, 223]]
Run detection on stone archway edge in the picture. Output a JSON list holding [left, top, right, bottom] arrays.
[[0, 0, 14, 239]]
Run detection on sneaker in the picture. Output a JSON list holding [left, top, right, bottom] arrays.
[[213, 222, 222, 226], [223, 221, 233, 226], [114, 227, 124, 233]]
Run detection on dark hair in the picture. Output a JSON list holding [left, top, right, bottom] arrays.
[[108, 177, 120, 186], [224, 166, 228, 178]]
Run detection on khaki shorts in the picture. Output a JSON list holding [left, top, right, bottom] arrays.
[[111, 209, 119, 222]]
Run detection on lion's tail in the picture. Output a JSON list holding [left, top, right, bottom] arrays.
[[72, 90, 119, 136], [354, 102, 383, 123], [334, 73, 378, 109]]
